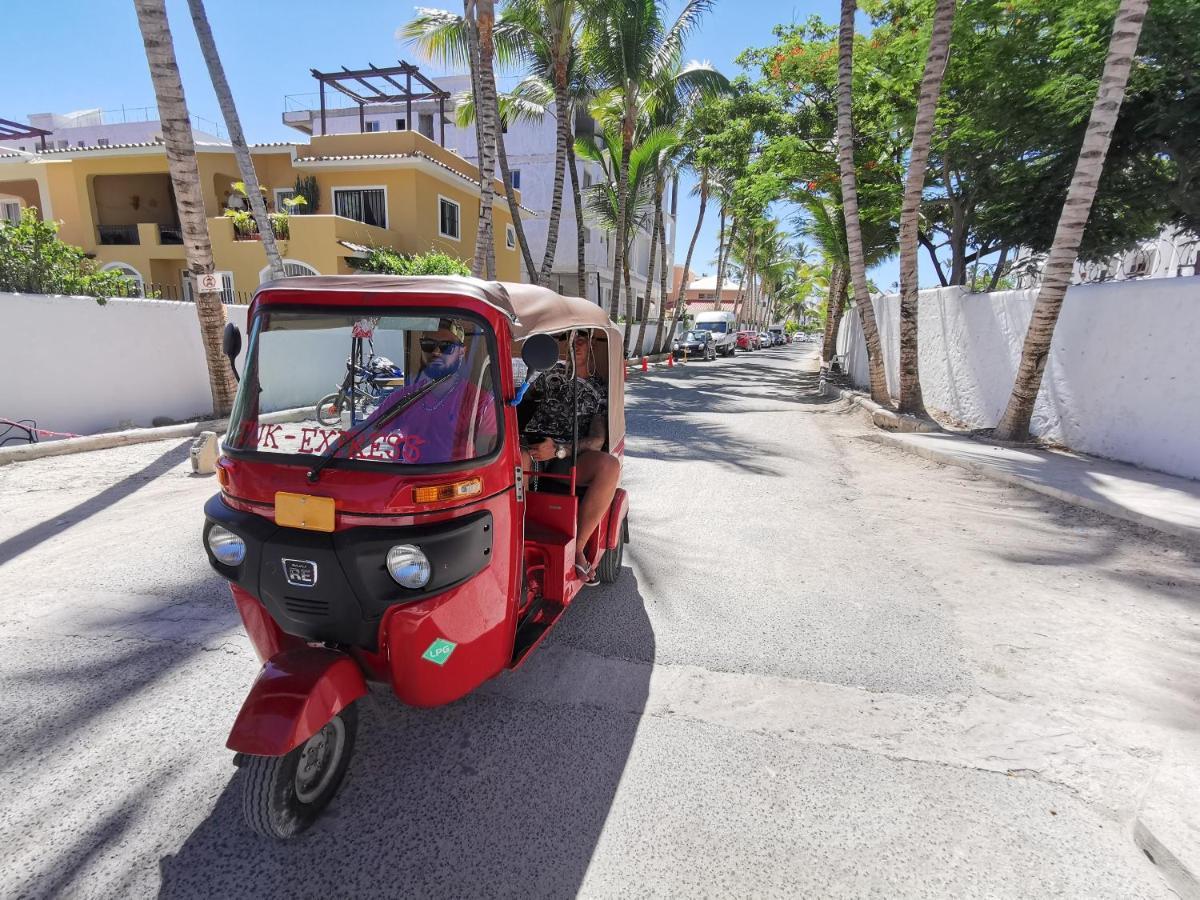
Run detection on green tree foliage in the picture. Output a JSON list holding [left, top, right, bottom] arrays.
[[357, 248, 472, 276], [743, 0, 1198, 285], [0, 209, 139, 302]]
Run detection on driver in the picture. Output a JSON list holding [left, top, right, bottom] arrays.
[[519, 331, 620, 584], [367, 319, 497, 464]]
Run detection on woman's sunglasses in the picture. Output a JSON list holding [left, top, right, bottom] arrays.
[[419, 338, 463, 354]]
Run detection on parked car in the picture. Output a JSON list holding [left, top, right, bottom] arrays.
[[768, 326, 786, 345], [736, 329, 758, 351], [673, 329, 718, 361], [759, 331, 774, 348], [692, 310, 738, 357]]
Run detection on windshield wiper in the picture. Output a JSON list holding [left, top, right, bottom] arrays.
[[306, 374, 453, 483]]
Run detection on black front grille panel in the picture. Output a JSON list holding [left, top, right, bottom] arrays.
[[203, 494, 494, 650]]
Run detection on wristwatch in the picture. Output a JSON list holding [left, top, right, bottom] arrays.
[[554, 442, 569, 460]]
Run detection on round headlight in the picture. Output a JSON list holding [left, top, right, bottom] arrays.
[[207, 524, 246, 566], [387, 544, 431, 589]]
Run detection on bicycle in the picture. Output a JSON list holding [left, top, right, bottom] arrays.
[[315, 352, 403, 427]]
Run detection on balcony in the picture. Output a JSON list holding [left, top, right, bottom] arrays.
[[97, 224, 139, 245], [158, 224, 183, 244]]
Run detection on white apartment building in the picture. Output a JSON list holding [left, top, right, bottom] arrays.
[[0, 108, 225, 154], [282, 70, 675, 316]]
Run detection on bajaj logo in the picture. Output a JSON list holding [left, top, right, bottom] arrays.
[[282, 558, 318, 588]]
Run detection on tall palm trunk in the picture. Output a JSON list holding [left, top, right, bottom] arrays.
[[540, 59, 572, 285], [495, 114, 538, 280], [897, 0, 956, 416], [666, 171, 707, 345], [995, 0, 1149, 441], [633, 173, 662, 358], [466, 0, 498, 278], [653, 210, 670, 352], [710, 213, 729, 312], [615, 97, 634, 356], [566, 137, 587, 298], [133, 0, 235, 417], [822, 264, 848, 364], [188, 0, 283, 282], [837, 0, 890, 404]]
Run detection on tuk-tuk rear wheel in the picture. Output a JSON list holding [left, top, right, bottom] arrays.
[[598, 518, 628, 584], [240, 702, 358, 839], [316, 392, 344, 426]]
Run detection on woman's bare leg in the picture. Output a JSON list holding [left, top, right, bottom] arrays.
[[573, 450, 620, 568]]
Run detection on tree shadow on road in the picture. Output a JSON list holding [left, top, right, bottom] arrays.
[[158, 568, 655, 900], [0, 439, 192, 566]]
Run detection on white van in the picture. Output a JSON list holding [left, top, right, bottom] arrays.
[[692, 310, 738, 357]]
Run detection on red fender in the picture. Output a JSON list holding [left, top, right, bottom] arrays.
[[226, 647, 368, 757], [604, 488, 629, 550]]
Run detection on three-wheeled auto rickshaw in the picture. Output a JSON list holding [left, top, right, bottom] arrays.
[[202, 276, 629, 838]]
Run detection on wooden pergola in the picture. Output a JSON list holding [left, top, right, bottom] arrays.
[[311, 62, 451, 145], [0, 117, 52, 151]]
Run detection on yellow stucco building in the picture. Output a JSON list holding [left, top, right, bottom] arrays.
[[0, 129, 522, 299]]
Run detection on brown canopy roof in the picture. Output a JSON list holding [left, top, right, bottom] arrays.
[[255, 275, 626, 448]]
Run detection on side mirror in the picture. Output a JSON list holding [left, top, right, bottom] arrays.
[[521, 333, 559, 373], [223, 322, 242, 382]]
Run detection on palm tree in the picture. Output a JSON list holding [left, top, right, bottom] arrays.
[[897, 0, 956, 417], [465, 0, 501, 278], [662, 159, 709, 348], [836, 0, 890, 404], [132, 0, 235, 416], [995, 0, 1150, 441], [582, 0, 715, 330], [403, 3, 582, 286], [186, 0, 283, 282]]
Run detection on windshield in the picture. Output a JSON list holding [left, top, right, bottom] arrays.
[[226, 310, 500, 467], [685, 331, 708, 341], [694, 321, 728, 334]]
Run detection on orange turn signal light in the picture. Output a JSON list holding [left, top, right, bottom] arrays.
[[413, 478, 483, 504]]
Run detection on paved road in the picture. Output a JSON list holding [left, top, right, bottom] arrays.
[[2, 343, 1194, 898]]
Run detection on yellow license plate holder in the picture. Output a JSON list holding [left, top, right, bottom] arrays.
[[274, 492, 336, 532]]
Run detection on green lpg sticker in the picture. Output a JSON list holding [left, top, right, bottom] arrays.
[[421, 638, 457, 666]]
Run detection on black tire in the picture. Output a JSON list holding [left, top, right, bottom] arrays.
[[241, 703, 358, 839], [598, 517, 627, 583], [316, 392, 344, 426]]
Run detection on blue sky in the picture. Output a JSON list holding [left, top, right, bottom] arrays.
[[3, 0, 901, 290]]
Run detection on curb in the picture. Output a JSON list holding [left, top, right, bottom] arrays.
[[0, 419, 226, 467], [862, 430, 1200, 545], [827, 386, 938, 434]]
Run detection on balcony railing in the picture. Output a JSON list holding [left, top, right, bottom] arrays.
[[97, 224, 139, 245], [158, 224, 183, 245]]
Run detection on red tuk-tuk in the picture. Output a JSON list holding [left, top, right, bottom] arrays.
[[203, 276, 629, 838]]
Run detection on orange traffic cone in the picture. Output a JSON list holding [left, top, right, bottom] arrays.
[[667, 354, 674, 368], [641, 356, 649, 372]]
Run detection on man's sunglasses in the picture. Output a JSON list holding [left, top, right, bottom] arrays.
[[419, 338, 463, 353]]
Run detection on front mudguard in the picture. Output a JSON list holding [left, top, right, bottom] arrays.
[[604, 488, 629, 550], [226, 647, 368, 757]]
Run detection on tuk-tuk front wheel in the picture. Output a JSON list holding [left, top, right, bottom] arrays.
[[241, 703, 358, 839]]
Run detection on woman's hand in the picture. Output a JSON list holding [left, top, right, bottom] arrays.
[[529, 437, 557, 462]]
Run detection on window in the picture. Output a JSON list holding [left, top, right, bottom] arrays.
[[365, 121, 380, 133], [100, 262, 145, 296], [333, 187, 387, 228], [395, 118, 407, 131], [505, 223, 516, 250], [76, 141, 85, 147], [508, 169, 521, 190], [419, 113, 434, 139], [97, 138, 110, 147], [259, 259, 319, 282], [1, 201, 20, 225], [274, 188, 298, 212], [438, 196, 460, 240]]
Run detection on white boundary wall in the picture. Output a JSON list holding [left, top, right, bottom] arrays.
[[840, 279, 1200, 480], [1, 293, 247, 437]]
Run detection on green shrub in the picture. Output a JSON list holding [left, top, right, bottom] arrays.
[[358, 247, 471, 277], [0, 208, 138, 302]]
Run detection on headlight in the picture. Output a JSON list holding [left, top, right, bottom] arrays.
[[387, 544, 431, 589], [207, 524, 246, 566]]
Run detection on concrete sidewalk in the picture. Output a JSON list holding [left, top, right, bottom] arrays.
[[865, 430, 1200, 544]]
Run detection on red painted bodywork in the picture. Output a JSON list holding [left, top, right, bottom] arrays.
[[218, 284, 626, 754], [226, 646, 368, 756], [605, 488, 629, 550]]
